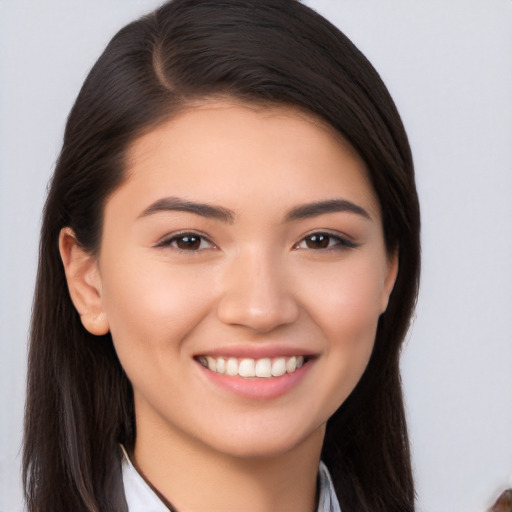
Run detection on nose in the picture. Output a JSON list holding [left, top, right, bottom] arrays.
[[216, 248, 300, 333]]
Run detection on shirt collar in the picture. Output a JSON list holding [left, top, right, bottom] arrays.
[[121, 445, 169, 512], [317, 461, 342, 512], [121, 446, 341, 512]]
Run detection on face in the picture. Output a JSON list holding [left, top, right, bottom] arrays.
[[85, 101, 397, 459]]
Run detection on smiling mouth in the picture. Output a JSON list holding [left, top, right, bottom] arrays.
[[196, 355, 307, 379]]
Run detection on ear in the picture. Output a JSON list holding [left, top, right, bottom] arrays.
[[380, 249, 399, 313], [59, 227, 109, 335]]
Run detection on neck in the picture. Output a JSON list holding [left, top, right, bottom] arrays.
[[131, 419, 325, 512]]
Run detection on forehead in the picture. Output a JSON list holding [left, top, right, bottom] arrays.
[[128, 100, 359, 166], [120, 100, 381, 221]]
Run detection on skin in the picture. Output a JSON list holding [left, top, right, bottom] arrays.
[[60, 100, 398, 512]]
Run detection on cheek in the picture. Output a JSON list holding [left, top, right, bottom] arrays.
[[298, 259, 385, 404], [321, 280, 380, 371], [303, 258, 386, 341], [315, 291, 381, 420], [99, 257, 213, 360]]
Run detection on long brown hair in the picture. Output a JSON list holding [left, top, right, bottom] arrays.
[[24, 1, 420, 510]]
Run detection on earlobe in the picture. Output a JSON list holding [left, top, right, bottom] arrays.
[[380, 250, 399, 313], [59, 227, 110, 335]]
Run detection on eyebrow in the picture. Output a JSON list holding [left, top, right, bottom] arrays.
[[139, 197, 236, 223], [284, 199, 371, 222], [139, 197, 371, 223]]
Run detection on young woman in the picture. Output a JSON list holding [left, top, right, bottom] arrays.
[[23, 1, 420, 511]]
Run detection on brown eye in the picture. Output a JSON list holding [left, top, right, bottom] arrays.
[[305, 234, 331, 249], [295, 232, 358, 250], [175, 235, 202, 250], [157, 232, 215, 252]]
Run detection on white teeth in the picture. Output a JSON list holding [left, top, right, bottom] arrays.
[[198, 355, 307, 378], [255, 358, 272, 378], [271, 357, 287, 377], [286, 356, 297, 373], [216, 357, 226, 374], [206, 356, 216, 372], [226, 358, 238, 376], [238, 359, 256, 378]]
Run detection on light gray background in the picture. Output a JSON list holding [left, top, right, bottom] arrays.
[[1, 1, 511, 511]]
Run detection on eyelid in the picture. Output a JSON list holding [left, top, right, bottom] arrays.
[[293, 230, 360, 250], [154, 230, 217, 251]]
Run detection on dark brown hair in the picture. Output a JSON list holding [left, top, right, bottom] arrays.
[[24, 1, 420, 510]]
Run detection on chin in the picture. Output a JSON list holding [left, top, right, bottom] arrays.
[[194, 420, 326, 461]]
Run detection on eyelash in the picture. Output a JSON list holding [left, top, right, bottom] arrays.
[[156, 230, 358, 253], [293, 231, 359, 251], [155, 231, 216, 252]]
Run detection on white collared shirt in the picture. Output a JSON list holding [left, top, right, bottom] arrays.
[[121, 447, 341, 512]]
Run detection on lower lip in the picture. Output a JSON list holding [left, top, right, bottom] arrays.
[[196, 360, 313, 400]]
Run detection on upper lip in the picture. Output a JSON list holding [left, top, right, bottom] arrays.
[[193, 344, 318, 360]]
